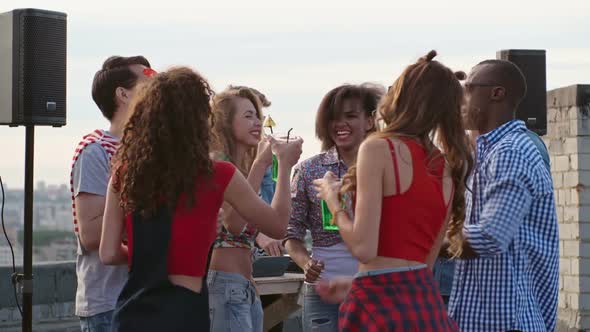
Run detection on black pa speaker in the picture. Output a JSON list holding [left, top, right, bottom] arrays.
[[0, 8, 67, 127], [496, 49, 547, 135]]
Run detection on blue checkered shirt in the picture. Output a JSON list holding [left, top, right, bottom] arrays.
[[448, 120, 559, 332]]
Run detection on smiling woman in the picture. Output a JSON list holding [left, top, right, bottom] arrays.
[[211, 88, 264, 175], [284, 83, 384, 332], [208, 86, 288, 332]]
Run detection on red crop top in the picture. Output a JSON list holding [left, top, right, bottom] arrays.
[[377, 138, 450, 263], [125, 161, 236, 277]]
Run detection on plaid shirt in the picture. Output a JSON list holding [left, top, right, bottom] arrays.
[[448, 120, 559, 332]]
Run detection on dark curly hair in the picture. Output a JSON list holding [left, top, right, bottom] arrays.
[[341, 51, 474, 257], [112, 67, 216, 217]]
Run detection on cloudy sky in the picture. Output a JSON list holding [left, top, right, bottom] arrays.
[[1, 0, 589, 189]]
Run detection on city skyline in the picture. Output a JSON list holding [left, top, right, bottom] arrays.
[[0, 180, 76, 265]]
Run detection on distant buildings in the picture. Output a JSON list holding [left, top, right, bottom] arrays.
[[0, 244, 22, 266], [0, 181, 76, 266]]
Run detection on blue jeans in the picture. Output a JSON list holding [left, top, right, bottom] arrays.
[[303, 283, 339, 332], [79, 310, 113, 332], [207, 270, 263, 332], [433, 257, 455, 307]]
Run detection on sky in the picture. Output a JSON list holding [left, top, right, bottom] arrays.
[[1, 0, 589, 189]]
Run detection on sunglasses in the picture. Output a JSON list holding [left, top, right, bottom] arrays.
[[464, 82, 502, 88]]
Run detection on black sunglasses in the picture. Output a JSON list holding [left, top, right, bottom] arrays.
[[464, 82, 502, 88]]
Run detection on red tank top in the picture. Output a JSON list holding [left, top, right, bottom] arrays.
[[377, 138, 450, 262], [125, 161, 236, 277]]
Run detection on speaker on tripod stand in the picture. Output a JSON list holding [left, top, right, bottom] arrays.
[[0, 8, 67, 332], [1, 8, 67, 127]]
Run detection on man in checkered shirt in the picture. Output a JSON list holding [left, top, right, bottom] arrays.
[[448, 59, 559, 331]]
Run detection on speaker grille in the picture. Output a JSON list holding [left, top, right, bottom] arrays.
[[20, 14, 66, 126], [497, 50, 547, 135]]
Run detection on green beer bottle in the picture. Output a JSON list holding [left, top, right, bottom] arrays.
[[271, 154, 279, 182], [321, 191, 352, 231], [321, 200, 339, 231]]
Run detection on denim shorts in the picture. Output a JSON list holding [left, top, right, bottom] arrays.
[[433, 257, 455, 306], [207, 270, 263, 332], [79, 310, 114, 332]]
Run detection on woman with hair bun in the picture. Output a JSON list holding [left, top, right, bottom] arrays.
[[314, 51, 473, 331]]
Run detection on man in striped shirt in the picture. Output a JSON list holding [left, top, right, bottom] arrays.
[[448, 59, 559, 331], [71, 56, 154, 332]]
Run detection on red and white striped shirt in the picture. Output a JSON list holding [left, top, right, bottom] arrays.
[[70, 130, 119, 234]]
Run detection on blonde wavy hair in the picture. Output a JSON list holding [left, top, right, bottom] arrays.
[[210, 87, 264, 175]]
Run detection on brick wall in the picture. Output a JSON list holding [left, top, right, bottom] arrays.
[[546, 85, 590, 331]]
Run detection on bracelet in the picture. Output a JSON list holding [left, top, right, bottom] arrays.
[[332, 208, 347, 225]]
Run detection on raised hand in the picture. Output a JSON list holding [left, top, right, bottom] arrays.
[[312, 171, 341, 212], [255, 135, 273, 167], [271, 136, 303, 168]]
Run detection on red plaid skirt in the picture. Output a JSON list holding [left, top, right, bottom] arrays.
[[338, 267, 458, 332]]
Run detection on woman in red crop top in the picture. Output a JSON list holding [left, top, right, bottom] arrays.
[[98, 67, 303, 331], [314, 51, 474, 331]]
